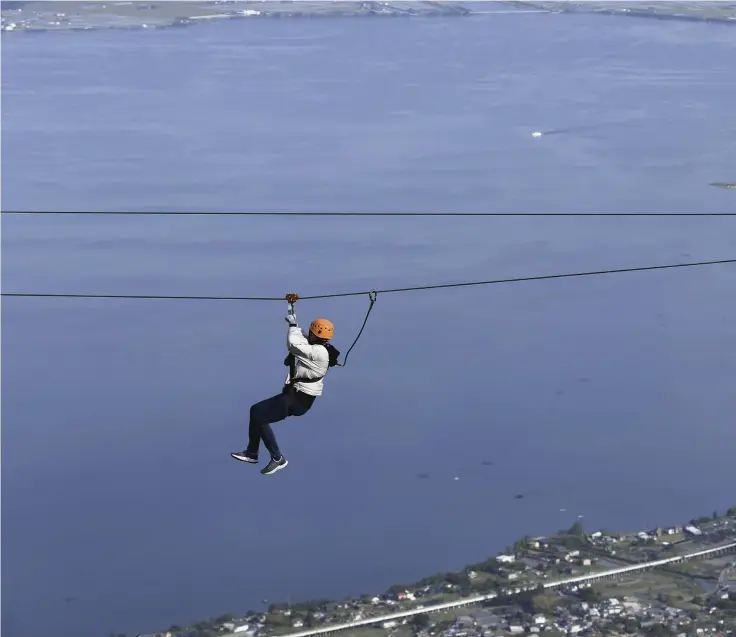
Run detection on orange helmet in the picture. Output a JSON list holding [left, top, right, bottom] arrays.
[[309, 318, 334, 340]]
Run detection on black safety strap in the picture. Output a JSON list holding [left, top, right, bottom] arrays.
[[336, 291, 377, 367]]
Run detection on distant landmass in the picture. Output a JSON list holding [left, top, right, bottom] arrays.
[[516, 0, 736, 23], [2, 1, 736, 32], [1, 1, 471, 31]]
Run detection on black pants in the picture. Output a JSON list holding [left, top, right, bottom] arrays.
[[246, 385, 316, 459]]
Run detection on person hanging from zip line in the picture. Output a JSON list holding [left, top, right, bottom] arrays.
[[231, 293, 340, 475]]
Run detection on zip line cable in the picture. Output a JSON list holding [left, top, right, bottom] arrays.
[[4, 259, 733, 367], [2, 210, 735, 217], [2, 258, 734, 302]]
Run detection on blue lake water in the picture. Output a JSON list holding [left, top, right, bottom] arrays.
[[2, 12, 736, 637]]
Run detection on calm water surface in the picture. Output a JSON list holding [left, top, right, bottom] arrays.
[[2, 12, 736, 637]]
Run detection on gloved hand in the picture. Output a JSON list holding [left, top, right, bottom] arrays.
[[285, 303, 297, 327]]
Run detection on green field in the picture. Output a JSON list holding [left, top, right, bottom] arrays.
[[593, 571, 705, 604]]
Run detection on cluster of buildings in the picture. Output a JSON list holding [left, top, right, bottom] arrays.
[[437, 596, 732, 636]]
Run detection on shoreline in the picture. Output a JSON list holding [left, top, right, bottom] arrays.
[[3, 1, 736, 33]]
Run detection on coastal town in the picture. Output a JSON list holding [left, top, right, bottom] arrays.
[[3, 1, 736, 32], [137, 508, 736, 637]]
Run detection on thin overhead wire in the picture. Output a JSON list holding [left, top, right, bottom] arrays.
[[1, 210, 735, 217], [2, 259, 734, 302]]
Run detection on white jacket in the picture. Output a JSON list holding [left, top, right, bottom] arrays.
[[284, 326, 330, 396]]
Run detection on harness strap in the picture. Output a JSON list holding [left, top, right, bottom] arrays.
[[284, 345, 334, 385]]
